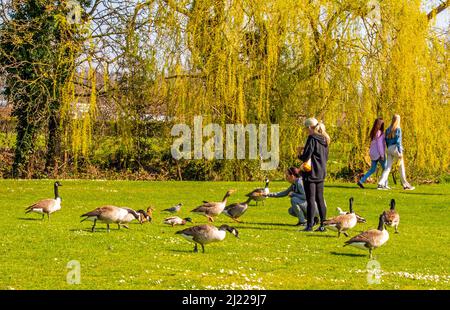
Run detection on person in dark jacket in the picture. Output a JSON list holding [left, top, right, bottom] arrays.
[[263, 167, 319, 226], [298, 117, 330, 232]]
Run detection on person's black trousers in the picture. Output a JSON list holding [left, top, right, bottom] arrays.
[[303, 180, 327, 227]]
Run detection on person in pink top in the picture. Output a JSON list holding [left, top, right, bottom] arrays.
[[357, 118, 387, 189]]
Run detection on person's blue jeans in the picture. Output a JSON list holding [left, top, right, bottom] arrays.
[[289, 196, 319, 223], [360, 158, 386, 183]]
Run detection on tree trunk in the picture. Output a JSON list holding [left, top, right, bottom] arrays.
[[45, 109, 61, 177], [12, 118, 36, 178]]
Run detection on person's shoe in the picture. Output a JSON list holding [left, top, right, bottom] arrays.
[[357, 181, 365, 189], [403, 185, 415, 190], [315, 225, 326, 232], [385, 184, 392, 190], [302, 226, 313, 232], [294, 220, 307, 226], [313, 217, 319, 226], [377, 184, 388, 190]]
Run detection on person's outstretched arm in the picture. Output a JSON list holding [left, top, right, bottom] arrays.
[[267, 186, 292, 198]]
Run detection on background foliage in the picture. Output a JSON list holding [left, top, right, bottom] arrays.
[[0, 0, 449, 181]]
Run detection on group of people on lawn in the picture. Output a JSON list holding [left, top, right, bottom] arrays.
[[264, 114, 414, 232]]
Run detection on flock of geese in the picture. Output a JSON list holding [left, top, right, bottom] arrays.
[[24, 180, 400, 257]]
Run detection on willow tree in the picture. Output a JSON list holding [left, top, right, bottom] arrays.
[[3, 0, 447, 180], [125, 0, 446, 180]]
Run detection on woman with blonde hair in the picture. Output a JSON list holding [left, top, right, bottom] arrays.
[[298, 117, 330, 232], [377, 114, 415, 190]]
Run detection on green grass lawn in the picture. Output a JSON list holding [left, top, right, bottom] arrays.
[[0, 179, 449, 290]]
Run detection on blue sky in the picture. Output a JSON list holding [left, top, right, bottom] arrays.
[[434, 10, 449, 29]]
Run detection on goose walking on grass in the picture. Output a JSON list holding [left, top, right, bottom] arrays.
[[245, 178, 270, 206], [383, 199, 400, 233], [191, 190, 235, 222], [176, 224, 239, 253], [164, 216, 193, 227], [344, 214, 389, 259], [222, 197, 251, 222], [162, 203, 182, 213], [25, 181, 62, 220], [80, 206, 140, 232], [324, 197, 366, 237]]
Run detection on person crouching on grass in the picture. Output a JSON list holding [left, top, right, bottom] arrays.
[[263, 167, 319, 226]]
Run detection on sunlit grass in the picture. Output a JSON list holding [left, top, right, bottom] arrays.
[[0, 179, 449, 289]]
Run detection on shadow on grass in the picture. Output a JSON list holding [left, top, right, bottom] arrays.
[[242, 222, 296, 227], [169, 249, 196, 254], [17, 217, 44, 221], [304, 234, 337, 238], [330, 251, 367, 257], [325, 185, 358, 189], [236, 225, 294, 232], [399, 192, 443, 196], [69, 228, 123, 233]]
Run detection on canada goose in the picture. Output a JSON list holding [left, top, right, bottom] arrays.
[[164, 216, 193, 227], [344, 214, 389, 259], [80, 205, 139, 232], [324, 197, 359, 237], [245, 178, 269, 206], [222, 197, 252, 222], [25, 181, 62, 220], [176, 224, 239, 253], [383, 199, 400, 233], [191, 190, 235, 222], [336, 203, 366, 223], [162, 203, 182, 213]]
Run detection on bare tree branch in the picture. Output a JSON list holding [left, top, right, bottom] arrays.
[[427, 0, 449, 20]]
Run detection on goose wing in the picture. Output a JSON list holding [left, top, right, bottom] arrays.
[[245, 188, 264, 197], [81, 206, 114, 218], [176, 225, 212, 241], [324, 214, 350, 227], [191, 202, 219, 213], [25, 199, 55, 213], [224, 203, 248, 218], [344, 230, 372, 246], [81, 208, 103, 218]]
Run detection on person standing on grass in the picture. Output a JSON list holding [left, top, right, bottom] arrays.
[[263, 167, 319, 226], [377, 114, 415, 190], [357, 118, 387, 189], [298, 118, 330, 232]]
